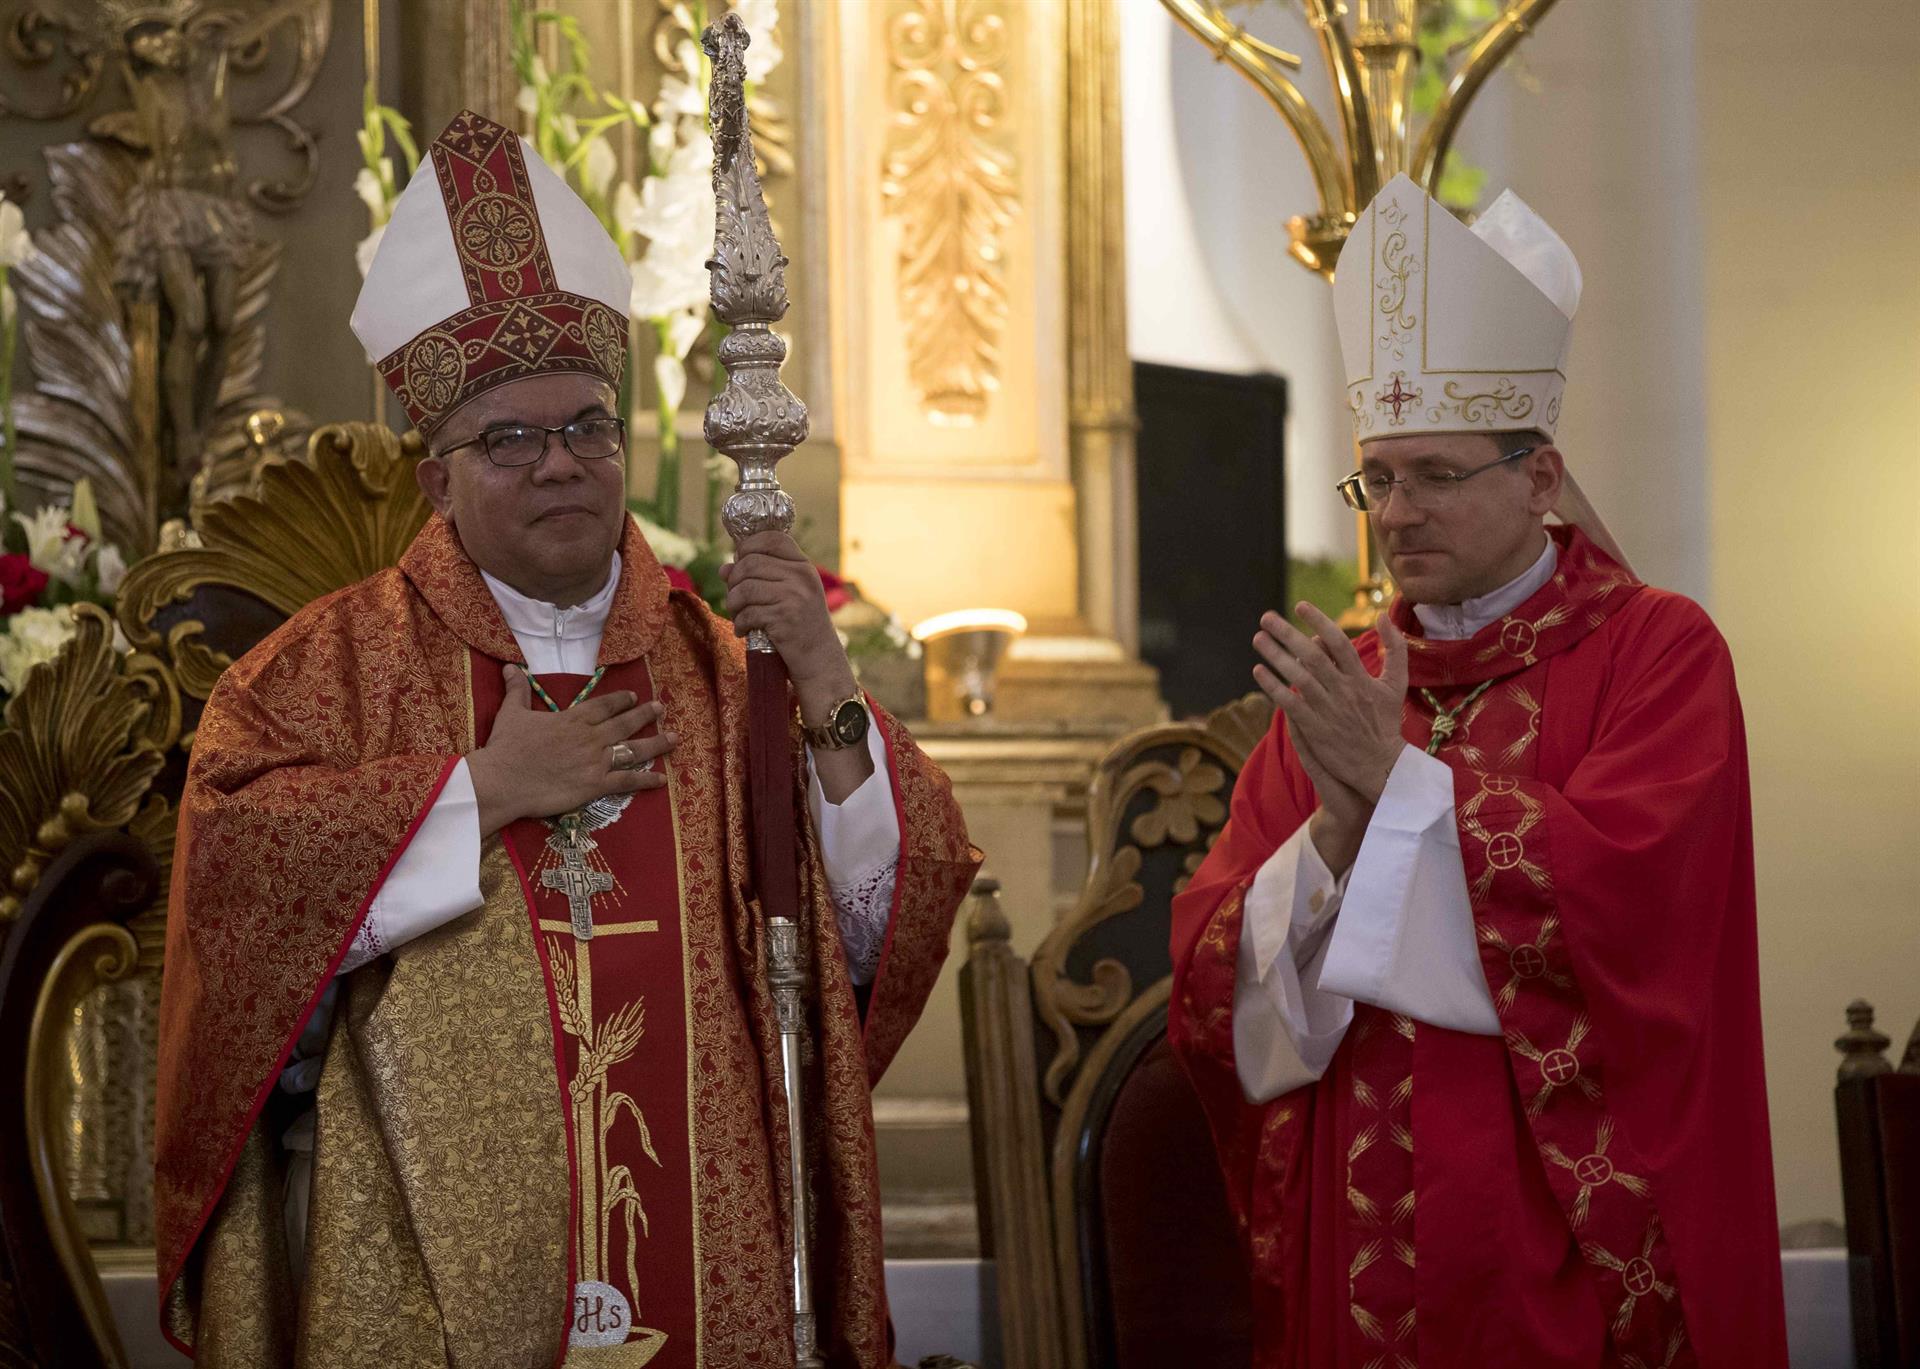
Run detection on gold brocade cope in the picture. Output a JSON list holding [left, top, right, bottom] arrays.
[[157, 512, 981, 1366]]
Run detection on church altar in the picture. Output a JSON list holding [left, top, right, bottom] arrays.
[[0, 0, 1158, 1356]]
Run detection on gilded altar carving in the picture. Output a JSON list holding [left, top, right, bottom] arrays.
[[2, 0, 329, 551], [116, 422, 432, 704], [880, 0, 1018, 423]]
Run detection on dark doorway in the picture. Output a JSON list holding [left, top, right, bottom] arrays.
[[1134, 362, 1289, 721]]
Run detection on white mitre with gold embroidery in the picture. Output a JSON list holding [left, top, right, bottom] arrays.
[[1332, 175, 1632, 568], [1333, 174, 1579, 442]]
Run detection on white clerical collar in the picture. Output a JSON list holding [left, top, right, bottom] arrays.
[[1412, 537, 1557, 642], [480, 554, 621, 671]]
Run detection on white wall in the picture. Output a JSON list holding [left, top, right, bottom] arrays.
[[1120, 0, 1354, 561]]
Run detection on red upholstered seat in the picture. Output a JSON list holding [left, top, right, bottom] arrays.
[[1097, 1034, 1255, 1368]]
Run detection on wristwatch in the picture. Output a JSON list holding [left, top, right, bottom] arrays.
[[802, 693, 870, 751]]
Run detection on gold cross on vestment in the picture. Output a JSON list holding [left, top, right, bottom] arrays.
[[542, 837, 613, 940]]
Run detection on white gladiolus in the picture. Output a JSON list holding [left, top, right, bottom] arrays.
[[733, 0, 782, 83], [95, 543, 128, 596], [632, 513, 699, 569], [664, 306, 705, 361], [626, 130, 717, 322], [648, 118, 677, 167], [355, 224, 385, 279], [612, 180, 641, 238], [629, 255, 706, 325], [583, 138, 618, 198], [0, 606, 75, 694], [1, 281, 14, 330], [353, 166, 385, 219], [654, 353, 686, 416], [0, 195, 32, 269], [515, 84, 540, 116]]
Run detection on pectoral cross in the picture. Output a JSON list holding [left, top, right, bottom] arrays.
[[542, 833, 613, 941]]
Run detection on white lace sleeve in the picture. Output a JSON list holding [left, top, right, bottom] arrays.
[[337, 914, 390, 975], [830, 856, 899, 985], [808, 722, 902, 986]]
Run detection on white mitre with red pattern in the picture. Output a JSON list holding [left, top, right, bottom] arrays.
[[1332, 174, 1580, 443], [351, 109, 631, 437]]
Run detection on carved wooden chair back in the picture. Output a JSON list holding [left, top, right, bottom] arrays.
[[1833, 999, 1920, 1367], [960, 693, 1273, 1369]]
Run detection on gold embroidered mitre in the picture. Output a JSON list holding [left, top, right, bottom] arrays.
[[1332, 174, 1582, 443]]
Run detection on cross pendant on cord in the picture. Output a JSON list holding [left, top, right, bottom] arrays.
[[542, 830, 612, 941]]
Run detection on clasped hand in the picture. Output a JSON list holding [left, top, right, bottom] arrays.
[[1251, 603, 1410, 869]]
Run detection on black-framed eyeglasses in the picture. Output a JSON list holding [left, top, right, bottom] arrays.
[[439, 415, 627, 468], [1337, 446, 1535, 512]]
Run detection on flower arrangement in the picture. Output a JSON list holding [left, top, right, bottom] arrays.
[[0, 479, 130, 699]]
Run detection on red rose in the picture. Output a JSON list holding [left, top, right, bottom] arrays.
[[663, 565, 697, 594], [816, 566, 853, 613], [0, 553, 49, 615]]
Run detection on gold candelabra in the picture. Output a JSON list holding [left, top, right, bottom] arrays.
[[1158, 0, 1563, 625]]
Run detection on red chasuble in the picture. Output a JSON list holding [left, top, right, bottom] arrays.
[[155, 515, 980, 1367], [1169, 526, 1787, 1369]]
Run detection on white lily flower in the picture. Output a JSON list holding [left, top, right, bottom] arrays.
[[15, 504, 73, 571], [654, 353, 686, 416], [583, 137, 618, 198], [0, 606, 76, 695], [355, 224, 385, 279], [94, 543, 128, 596], [0, 196, 32, 270]]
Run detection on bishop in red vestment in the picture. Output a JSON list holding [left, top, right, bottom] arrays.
[[154, 111, 978, 1367], [1169, 176, 1787, 1368]]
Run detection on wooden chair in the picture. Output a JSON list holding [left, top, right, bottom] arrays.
[[0, 424, 428, 1366], [1833, 1000, 1920, 1368], [960, 693, 1273, 1369]]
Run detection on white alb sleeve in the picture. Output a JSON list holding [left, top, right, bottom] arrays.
[[1317, 745, 1502, 1035], [1231, 824, 1358, 1103], [806, 723, 900, 986], [336, 758, 487, 974]]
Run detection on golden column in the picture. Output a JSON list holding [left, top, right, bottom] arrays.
[[1158, 0, 1563, 624]]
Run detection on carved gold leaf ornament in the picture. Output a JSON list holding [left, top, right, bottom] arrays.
[[881, 0, 1018, 423], [115, 422, 432, 702], [0, 605, 180, 924]]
